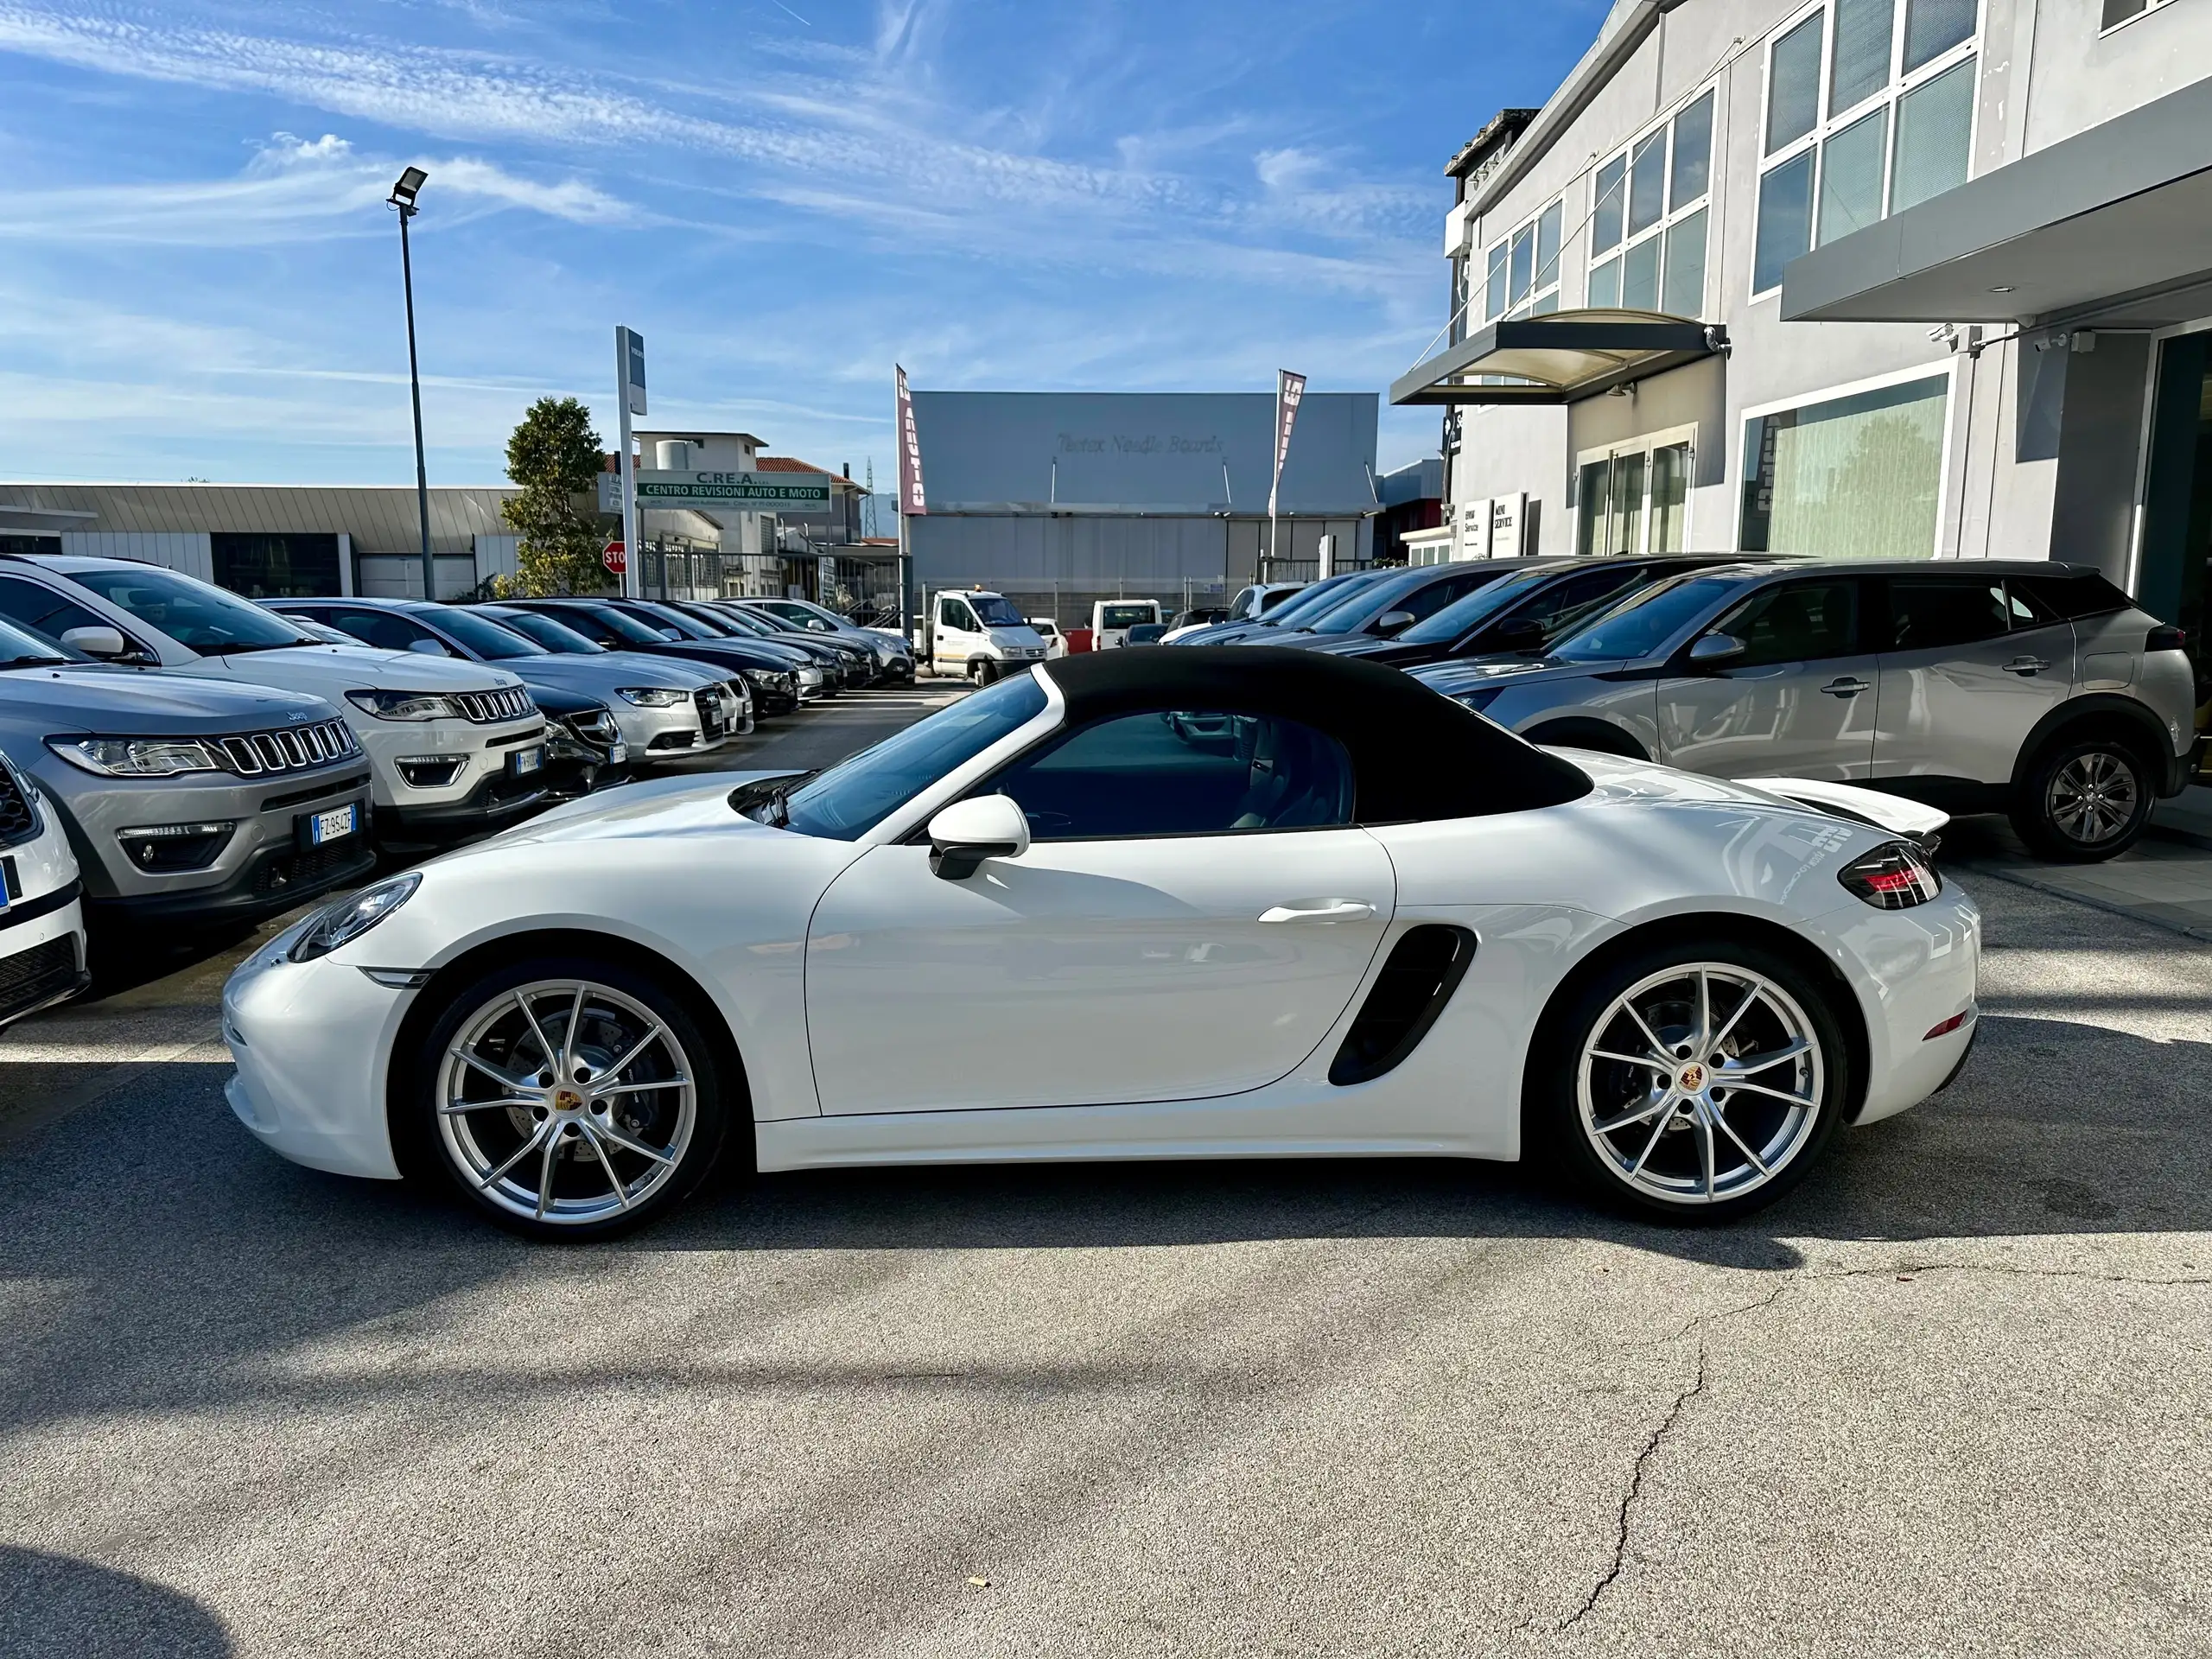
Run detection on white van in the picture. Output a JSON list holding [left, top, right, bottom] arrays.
[[925, 589, 1048, 683], [1090, 599, 1163, 650]]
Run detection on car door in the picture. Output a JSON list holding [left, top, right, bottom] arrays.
[[1873, 574, 2075, 785], [1656, 576, 1878, 780], [933, 596, 981, 671], [804, 708, 1396, 1115]]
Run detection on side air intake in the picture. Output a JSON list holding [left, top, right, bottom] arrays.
[[1328, 925, 1478, 1087]]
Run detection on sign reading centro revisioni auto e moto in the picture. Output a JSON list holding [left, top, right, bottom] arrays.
[[596, 470, 834, 512]]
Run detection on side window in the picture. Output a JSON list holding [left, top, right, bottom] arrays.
[[1400, 573, 1485, 623], [0, 575, 113, 643], [1709, 580, 1860, 668], [1514, 565, 1643, 635], [985, 711, 1353, 840], [1885, 577, 2010, 651], [938, 598, 974, 631]]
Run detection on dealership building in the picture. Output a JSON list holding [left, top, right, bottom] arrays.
[[902, 390, 1382, 626], [1396, 0, 2212, 675]]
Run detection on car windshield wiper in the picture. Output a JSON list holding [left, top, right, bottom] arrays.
[[202, 639, 308, 655], [0, 655, 67, 669], [728, 771, 817, 827]]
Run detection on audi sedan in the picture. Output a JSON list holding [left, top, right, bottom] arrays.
[[224, 648, 1980, 1240]]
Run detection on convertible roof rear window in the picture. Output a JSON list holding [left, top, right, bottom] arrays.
[[1041, 647, 1589, 822]]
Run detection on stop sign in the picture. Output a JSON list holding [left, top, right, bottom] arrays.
[[601, 539, 626, 575]]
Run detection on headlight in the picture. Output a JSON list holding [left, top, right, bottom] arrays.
[[617, 687, 688, 707], [49, 736, 226, 777], [346, 690, 462, 722], [741, 668, 791, 691], [1455, 688, 1504, 715], [798, 667, 823, 685], [289, 873, 421, 963]]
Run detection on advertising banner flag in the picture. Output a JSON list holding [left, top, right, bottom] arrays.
[[896, 365, 927, 516], [1267, 369, 1306, 519]]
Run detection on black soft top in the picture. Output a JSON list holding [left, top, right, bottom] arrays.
[[1039, 646, 1591, 823]]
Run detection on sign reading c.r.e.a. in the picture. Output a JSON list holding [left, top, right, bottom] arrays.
[[597, 470, 834, 512]]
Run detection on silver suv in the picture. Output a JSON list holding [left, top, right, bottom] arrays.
[[0, 615, 374, 927], [1414, 561, 2198, 861]]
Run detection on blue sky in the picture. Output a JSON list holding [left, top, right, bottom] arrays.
[[0, 0, 1605, 493]]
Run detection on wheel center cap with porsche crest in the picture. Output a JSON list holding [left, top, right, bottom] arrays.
[[554, 1088, 585, 1111], [1676, 1063, 1707, 1093]]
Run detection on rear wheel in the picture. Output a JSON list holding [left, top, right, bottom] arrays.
[[2012, 734, 2154, 861], [1529, 941, 1848, 1222], [410, 956, 733, 1240]]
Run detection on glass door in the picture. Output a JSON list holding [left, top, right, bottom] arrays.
[[1577, 430, 1694, 556]]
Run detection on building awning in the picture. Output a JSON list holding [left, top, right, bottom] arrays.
[[1783, 76, 2212, 327], [1389, 308, 1726, 407], [0, 504, 95, 533]]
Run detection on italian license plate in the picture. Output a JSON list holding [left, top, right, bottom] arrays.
[[511, 747, 543, 777], [307, 804, 359, 846], [609, 742, 628, 764]]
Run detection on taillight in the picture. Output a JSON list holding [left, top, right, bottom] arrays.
[[2145, 625, 2187, 654], [1838, 840, 1942, 910]]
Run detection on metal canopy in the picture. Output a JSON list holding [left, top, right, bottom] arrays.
[[1782, 76, 2212, 327], [1389, 308, 1726, 407], [0, 504, 94, 533]]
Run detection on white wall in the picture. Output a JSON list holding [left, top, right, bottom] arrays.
[[56, 531, 213, 581]]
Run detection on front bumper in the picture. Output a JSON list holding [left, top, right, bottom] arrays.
[[354, 713, 549, 820], [0, 894, 88, 1029], [225, 936, 408, 1179], [381, 765, 548, 841]]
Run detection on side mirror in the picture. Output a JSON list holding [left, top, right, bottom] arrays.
[[406, 638, 453, 656], [60, 625, 132, 660], [926, 794, 1031, 880], [1372, 609, 1417, 636], [1688, 632, 1746, 667], [1492, 617, 1546, 651]]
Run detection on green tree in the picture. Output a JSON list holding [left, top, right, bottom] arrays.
[[499, 397, 613, 596]]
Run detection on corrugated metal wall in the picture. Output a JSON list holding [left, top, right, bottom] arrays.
[[57, 531, 213, 581]]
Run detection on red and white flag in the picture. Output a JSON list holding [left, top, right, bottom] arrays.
[[1268, 369, 1306, 519], [895, 365, 927, 517]]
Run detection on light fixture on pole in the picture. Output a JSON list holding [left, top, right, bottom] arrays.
[[388, 166, 435, 602]]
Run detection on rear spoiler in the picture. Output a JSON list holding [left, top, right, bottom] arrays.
[[1742, 777, 1948, 850]]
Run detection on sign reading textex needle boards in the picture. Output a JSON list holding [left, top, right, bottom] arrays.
[[596, 470, 835, 513]]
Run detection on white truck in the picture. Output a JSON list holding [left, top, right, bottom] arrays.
[[1090, 599, 1163, 649], [923, 588, 1049, 683]]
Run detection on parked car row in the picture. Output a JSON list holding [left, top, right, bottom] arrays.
[[1168, 556, 2201, 862], [0, 550, 915, 1027]]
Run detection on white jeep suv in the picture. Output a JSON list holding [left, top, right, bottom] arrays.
[[0, 556, 550, 846]]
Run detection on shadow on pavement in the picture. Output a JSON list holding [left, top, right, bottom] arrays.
[[0, 1546, 232, 1657]]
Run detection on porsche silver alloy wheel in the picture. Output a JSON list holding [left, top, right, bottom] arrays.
[[2045, 750, 2139, 848], [1576, 963, 1825, 1207], [435, 979, 696, 1226]]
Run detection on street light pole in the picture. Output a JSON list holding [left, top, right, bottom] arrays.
[[388, 167, 434, 602]]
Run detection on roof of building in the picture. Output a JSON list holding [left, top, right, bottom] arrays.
[[0, 481, 515, 557], [1038, 645, 1591, 823], [1444, 108, 1539, 181]]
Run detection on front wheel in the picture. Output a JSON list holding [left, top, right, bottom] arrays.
[[2012, 735, 2154, 861], [1529, 941, 1848, 1222], [410, 957, 734, 1240]]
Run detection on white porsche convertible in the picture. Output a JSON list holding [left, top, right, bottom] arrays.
[[223, 649, 1980, 1239]]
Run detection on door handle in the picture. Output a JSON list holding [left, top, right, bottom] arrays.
[[1821, 677, 1870, 697], [2004, 657, 2050, 676], [1258, 900, 1376, 925]]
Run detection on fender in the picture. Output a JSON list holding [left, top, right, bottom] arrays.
[[2009, 692, 2178, 794]]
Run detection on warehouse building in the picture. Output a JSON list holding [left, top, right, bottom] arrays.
[[903, 390, 1382, 626]]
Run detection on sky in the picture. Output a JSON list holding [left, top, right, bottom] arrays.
[[0, 0, 1606, 496]]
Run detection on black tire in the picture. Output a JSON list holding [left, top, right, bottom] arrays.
[[403, 954, 737, 1242], [2011, 734, 2155, 862], [969, 658, 995, 686], [1526, 938, 1850, 1224]]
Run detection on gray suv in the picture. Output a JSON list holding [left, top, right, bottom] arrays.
[[1414, 561, 2198, 861], [0, 616, 374, 927]]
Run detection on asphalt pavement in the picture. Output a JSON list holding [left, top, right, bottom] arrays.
[[3, 686, 2209, 1657]]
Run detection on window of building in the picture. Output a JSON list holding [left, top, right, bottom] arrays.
[[1575, 427, 1696, 556], [1738, 372, 1949, 557], [2101, 0, 2178, 27], [210, 531, 341, 598], [1483, 200, 1563, 321], [1753, 0, 1980, 296], [1588, 89, 1715, 316]]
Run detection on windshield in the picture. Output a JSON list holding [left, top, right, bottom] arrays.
[[1548, 575, 1740, 663], [489, 609, 605, 654], [429, 607, 547, 659], [575, 604, 683, 646], [1399, 569, 1556, 645], [67, 564, 311, 653], [734, 607, 798, 633], [1304, 570, 1439, 634], [632, 603, 716, 640], [1255, 571, 1378, 629], [776, 671, 1049, 839], [970, 594, 1027, 627], [0, 614, 71, 666]]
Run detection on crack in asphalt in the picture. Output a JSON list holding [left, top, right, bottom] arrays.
[[1528, 1344, 1708, 1638]]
